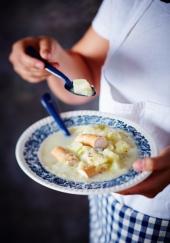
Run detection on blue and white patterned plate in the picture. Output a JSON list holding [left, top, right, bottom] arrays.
[[15, 110, 157, 195]]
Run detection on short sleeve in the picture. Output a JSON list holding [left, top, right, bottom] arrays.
[[92, 0, 114, 40]]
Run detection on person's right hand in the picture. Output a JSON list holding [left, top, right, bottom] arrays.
[[9, 36, 60, 83]]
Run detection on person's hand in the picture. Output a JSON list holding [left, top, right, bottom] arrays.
[[118, 146, 170, 198], [9, 36, 61, 83]]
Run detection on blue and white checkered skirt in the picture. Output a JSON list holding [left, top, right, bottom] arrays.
[[89, 194, 170, 243]]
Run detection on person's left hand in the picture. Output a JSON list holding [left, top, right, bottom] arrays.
[[118, 146, 170, 198]]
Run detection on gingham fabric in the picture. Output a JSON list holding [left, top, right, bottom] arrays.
[[89, 194, 170, 243]]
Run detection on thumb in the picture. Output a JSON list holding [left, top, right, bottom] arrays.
[[39, 38, 60, 66], [39, 38, 52, 60], [133, 158, 155, 172], [133, 147, 170, 172]]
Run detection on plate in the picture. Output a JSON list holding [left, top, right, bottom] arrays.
[[15, 110, 157, 195]]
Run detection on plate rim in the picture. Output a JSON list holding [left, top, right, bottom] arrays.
[[15, 110, 158, 195]]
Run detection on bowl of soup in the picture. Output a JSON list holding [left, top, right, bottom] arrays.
[[15, 110, 157, 195]]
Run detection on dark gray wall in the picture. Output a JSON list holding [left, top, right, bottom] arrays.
[[0, 1, 101, 242]]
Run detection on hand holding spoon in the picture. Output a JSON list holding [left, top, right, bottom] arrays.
[[26, 46, 96, 97]]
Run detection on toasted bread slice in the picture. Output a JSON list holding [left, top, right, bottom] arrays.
[[51, 146, 79, 166]]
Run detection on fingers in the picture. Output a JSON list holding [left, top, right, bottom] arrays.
[[13, 64, 49, 83], [9, 38, 44, 70], [9, 36, 61, 83], [9, 37, 49, 83], [21, 52, 44, 69]]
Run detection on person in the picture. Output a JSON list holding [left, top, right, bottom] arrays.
[[9, 0, 170, 241]]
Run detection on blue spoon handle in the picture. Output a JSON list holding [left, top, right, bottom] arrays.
[[26, 46, 73, 89], [41, 93, 71, 136]]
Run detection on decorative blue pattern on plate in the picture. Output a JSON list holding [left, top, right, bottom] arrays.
[[19, 112, 154, 193]]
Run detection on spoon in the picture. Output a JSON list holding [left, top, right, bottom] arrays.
[[41, 92, 71, 136], [26, 46, 96, 97]]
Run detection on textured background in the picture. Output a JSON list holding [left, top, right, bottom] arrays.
[[0, 1, 101, 242]]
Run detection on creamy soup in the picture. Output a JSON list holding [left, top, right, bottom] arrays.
[[38, 125, 138, 182]]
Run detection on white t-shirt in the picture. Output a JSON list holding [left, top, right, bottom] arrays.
[[92, 0, 170, 219]]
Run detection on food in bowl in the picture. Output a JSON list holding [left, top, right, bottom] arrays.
[[39, 124, 138, 182]]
